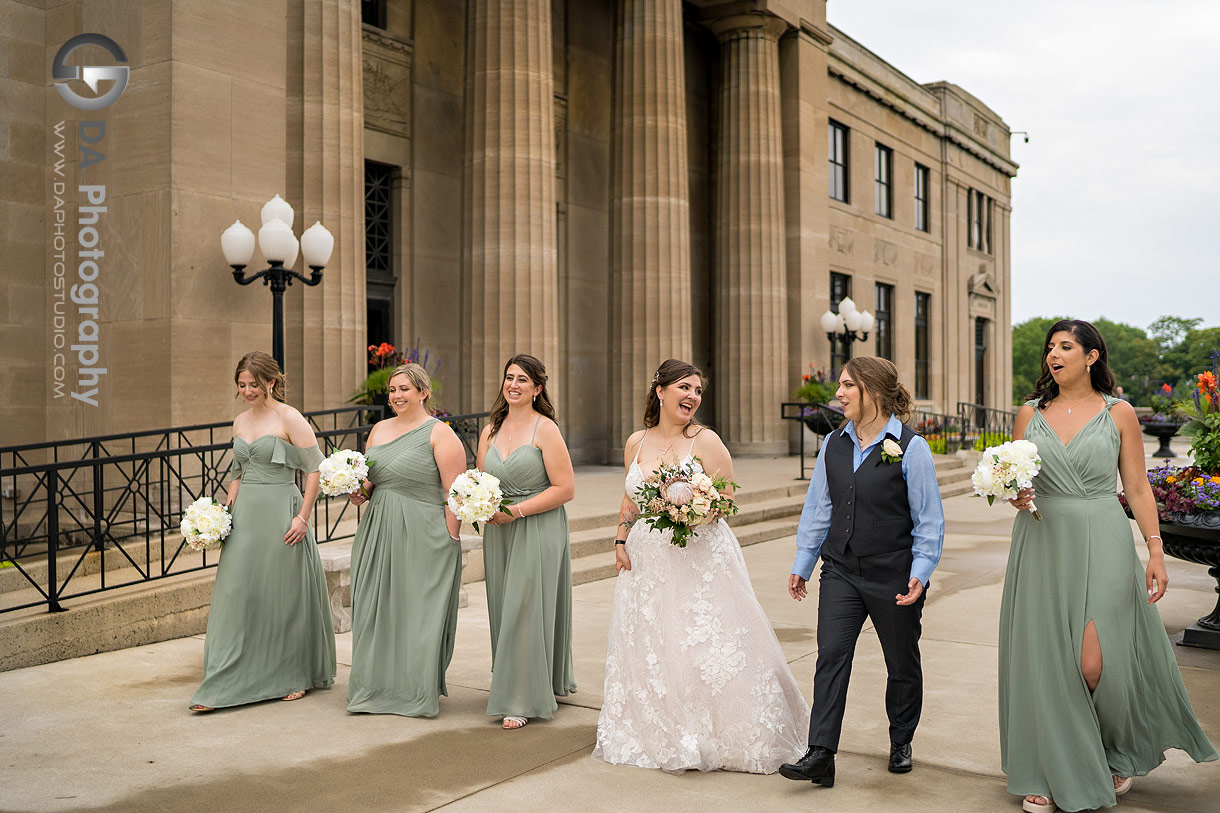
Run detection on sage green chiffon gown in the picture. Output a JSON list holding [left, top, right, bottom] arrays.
[[346, 419, 463, 717], [483, 434, 577, 719], [190, 436, 335, 708], [999, 396, 1216, 811]]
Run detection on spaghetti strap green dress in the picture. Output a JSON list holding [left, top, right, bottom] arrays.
[[190, 436, 335, 708], [999, 396, 1216, 811], [346, 418, 463, 717], [482, 424, 577, 719]]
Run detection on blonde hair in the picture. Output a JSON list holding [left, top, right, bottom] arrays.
[[842, 356, 912, 424], [388, 362, 434, 413], [234, 351, 286, 402]]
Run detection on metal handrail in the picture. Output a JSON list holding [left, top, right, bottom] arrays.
[[0, 408, 490, 614]]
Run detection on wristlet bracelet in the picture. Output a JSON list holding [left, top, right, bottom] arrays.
[[1147, 535, 1163, 543], [615, 540, 626, 545]]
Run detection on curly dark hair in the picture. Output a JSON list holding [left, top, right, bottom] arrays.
[[487, 354, 557, 438], [1028, 319, 1116, 408]]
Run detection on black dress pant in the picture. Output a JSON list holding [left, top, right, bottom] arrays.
[[807, 552, 926, 751]]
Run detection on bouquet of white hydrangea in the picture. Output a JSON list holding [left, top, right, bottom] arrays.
[[318, 449, 372, 497], [180, 497, 232, 551], [972, 439, 1042, 520], [447, 468, 511, 532]]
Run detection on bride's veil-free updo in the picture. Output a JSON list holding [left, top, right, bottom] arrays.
[[642, 359, 705, 437]]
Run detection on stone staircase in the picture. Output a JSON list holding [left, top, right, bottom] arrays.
[[0, 454, 976, 672]]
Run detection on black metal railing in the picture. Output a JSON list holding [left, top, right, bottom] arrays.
[[908, 409, 968, 455], [0, 408, 490, 614], [781, 401, 846, 479], [956, 402, 1018, 451]]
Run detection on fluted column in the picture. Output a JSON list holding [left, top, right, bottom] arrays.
[[712, 14, 789, 454], [284, 0, 366, 410], [610, 0, 693, 449], [464, 0, 558, 408]]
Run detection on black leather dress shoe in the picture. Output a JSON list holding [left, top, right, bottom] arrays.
[[778, 746, 835, 786], [888, 741, 912, 773]]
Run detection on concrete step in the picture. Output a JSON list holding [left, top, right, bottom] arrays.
[[0, 566, 215, 672]]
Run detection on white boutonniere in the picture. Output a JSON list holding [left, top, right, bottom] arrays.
[[880, 438, 904, 464]]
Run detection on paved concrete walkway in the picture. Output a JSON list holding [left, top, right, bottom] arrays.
[[2, 452, 1218, 812]]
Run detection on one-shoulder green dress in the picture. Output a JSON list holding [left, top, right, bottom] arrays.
[[999, 396, 1217, 811], [190, 436, 336, 708], [346, 418, 463, 717], [482, 426, 577, 720]]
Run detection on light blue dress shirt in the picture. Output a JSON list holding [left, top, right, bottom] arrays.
[[790, 414, 945, 587]]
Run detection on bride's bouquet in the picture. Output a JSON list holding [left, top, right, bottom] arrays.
[[180, 497, 232, 551], [972, 439, 1043, 520], [318, 449, 372, 497], [633, 458, 739, 548], [447, 468, 512, 532]]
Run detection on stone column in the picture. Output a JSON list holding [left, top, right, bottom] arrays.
[[610, 0, 693, 449], [711, 14, 789, 454], [284, 0, 367, 411], [464, 0, 559, 408]]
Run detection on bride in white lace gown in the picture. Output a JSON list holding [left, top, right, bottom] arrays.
[[593, 359, 809, 774]]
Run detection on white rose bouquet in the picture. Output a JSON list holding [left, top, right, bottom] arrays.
[[447, 468, 512, 532], [180, 497, 232, 551], [971, 439, 1042, 520], [632, 457, 739, 548], [318, 449, 372, 497]]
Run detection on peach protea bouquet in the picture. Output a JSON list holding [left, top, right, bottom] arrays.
[[633, 457, 738, 548]]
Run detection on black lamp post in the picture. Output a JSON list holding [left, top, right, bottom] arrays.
[[220, 195, 334, 371], [819, 297, 874, 366]]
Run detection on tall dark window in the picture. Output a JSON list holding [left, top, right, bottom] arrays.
[[975, 317, 990, 412], [968, 187, 993, 253], [828, 120, 849, 203], [875, 283, 894, 360], [830, 272, 851, 377], [914, 163, 929, 232], [914, 292, 930, 400], [365, 160, 396, 349], [361, 0, 386, 28], [874, 143, 892, 218]]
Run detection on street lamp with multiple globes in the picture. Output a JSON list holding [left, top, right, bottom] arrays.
[[220, 195, 335, 371], [819, 297, 874, 367]]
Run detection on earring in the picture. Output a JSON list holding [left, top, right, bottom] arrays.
[[1087, 365, 1092, 372], [660, 398, 664, 407]]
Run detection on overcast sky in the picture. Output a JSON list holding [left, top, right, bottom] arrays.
[[827, 0, 1220, 332]]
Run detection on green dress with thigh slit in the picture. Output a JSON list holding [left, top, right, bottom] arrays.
[[190, 436, 335, 708], [482, 429, 577, 719], [999, 396, 1216, 811], [346, 418, 463, 717]]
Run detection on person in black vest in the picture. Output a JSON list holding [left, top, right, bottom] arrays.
[[779, 356, 945, 787]]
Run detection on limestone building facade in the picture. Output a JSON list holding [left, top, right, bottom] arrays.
[[2, 0, 1016, 463]]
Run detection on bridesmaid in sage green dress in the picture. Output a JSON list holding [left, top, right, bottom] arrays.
[[477, 354, 577, 730], [190, 351, 335, 711], [1000, 320, 1216, 813], [346, 362, 467, 717]]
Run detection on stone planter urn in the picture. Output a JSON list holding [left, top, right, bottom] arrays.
[[1160, 511, 1220, 649], [1141, 419, 1184, 459], [800, 402, 845, 437]]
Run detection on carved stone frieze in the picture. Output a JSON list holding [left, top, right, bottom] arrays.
[[830, 227, 853, 255], [969, 291, 996, 318], [872, 238, 898, 267], [362, 27, 413, 136], [915, 253, 936, 278]]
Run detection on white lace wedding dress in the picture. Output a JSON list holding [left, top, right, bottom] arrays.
[[592, 451, 809, 774]]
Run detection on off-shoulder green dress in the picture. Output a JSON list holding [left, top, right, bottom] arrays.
[[482, 425, 577, 720], [346, 418, 463, 717], [999, 396, 1216, 811], [190, 436, 336, 708]]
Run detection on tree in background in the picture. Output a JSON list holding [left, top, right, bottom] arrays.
[[1010, 315, 1219, 406]]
